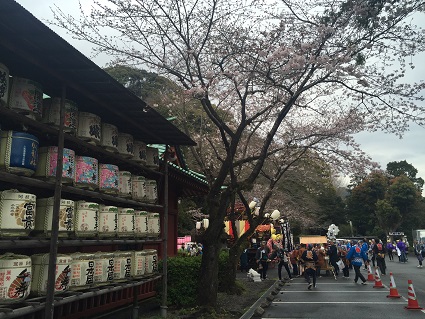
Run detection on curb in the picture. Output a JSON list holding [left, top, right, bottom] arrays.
[[239, 280, 281, 319]]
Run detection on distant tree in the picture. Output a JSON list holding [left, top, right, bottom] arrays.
[[387, 160, 424, 191]]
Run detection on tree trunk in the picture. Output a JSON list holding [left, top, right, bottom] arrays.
[[223, 245, 241, 293]]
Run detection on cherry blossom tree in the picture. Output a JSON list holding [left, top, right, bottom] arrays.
[[51, 0, 425, 307]]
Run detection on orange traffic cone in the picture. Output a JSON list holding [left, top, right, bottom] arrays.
[[373, 268, 384, 288], [405, 280, 424, 310], [387, 272, 401, 298], [367, 264, 374, 281]]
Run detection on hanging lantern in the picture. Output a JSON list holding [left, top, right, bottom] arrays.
[[249, 201, 257, 210], [254, 207, 260, 216], [196, 221, 202, 230], [271, 209, 280, 220], [264, 213, 270, 218], [203, 219, 209, 229]]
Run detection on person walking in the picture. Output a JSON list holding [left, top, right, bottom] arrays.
[[314, 244, 326, 278], [290, 246, 299, 277], [397, 240, 407, 263], [415, 244, 425, 268], [301, 244, 318, 290], [361, 239, 369, 270], [373, 239, 386, 275], [347, 241, 369, 285], [270, 246, 293, 281], [339, 245, 350, 278], [255, 241, 271, 280], [386, 240, 395, 261], [327, 241, 339, 277]]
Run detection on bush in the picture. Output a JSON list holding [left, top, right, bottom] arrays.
[[158, 250, 230, 307]]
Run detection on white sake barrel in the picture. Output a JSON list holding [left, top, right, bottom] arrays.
[[35, 197, 74, 237], [8, 76, 43, 120], [118, 171, 132, 198], [41, 98, 79, 134], [0, 190, 36, 236], [117, 133, 134, 158], [134, 210, 148, 237], [145, 179, 158, 203], [0, 253, 31, 302], [35, 146, 75, 184], [144, 249, 158, 274], [98, 205, 118, 237], [131, 175, 146, 201], [113, 251, 132, 282], [94, 252, 114, 285], [70, 253, 95, 289], [74, 201, 99, 238], [145, 146, 159, 170], [131, 251, 145, 277], [100, 123, 118, 152], [74, 156, 98, 190], [31, 254, 72, 296], [77, 112, 101, 145], [0, 131, 39, 177], [147, 212, 160, 238], [0, 63, 9, 107], [132, 140, 146, 164], [117, 207, 134, 237], [98, 163, 119, 194]]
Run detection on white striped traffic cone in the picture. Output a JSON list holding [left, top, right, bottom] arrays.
[[373, 267, 384, 288], [405, 280, 423, 310], [386, 272, 401, 298]]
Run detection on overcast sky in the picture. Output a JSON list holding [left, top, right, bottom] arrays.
[[14, 0, 425, 192]]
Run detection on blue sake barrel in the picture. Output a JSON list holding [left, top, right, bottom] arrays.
[[0, 131, 39, 176]]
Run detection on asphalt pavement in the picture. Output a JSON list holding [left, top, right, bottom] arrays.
[[240, 256, 425, 319]]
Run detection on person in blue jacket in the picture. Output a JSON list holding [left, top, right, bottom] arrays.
[[347, 241, 369, 285]]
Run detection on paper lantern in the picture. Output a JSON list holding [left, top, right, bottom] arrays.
[[249, 201, 257, 210], [271, 209, 280, 220], [203, 219, 209, 229], [196, 221, 202, 230], [254, 207, 260, 216]]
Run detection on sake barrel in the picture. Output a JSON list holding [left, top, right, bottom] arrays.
[[98, 164, 119, 194], [74, 156, 98, 190], [117, 207, 134, 238], [98, 205, 118, 238], [35, 146, 75, 184], [35, 197, 74, 237], [131, 251, 145, 277], [74, 201, 99, 238], [94, 252, 114, 285], [8, 76, 42, 120], [41, 97, 78, 134], [31, 254, 72, 296], [100, 123, 118, 153], [0, 63, 9, 107], [144, 249, 158, 274], [117, 133, 133, 158], [0, 253, 31, 302], [69, 253, 95, 289], [77, 112, 101, 145], [145, 179, 158, 203], [0, 131, 39, 177], [0, 190, 36, 237], [147, 212, 160, 238], [118, 171, 132, 198], [133, 210, 148, 238], [145, 146, 159, 170], [132, 140, 146, 164], [113, 251, 132, 282], [131, 175, 146, 201]]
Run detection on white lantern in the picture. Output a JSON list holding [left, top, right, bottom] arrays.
[[254, 207, 260, 216], [271, 209, 280, 220], [249, 201, 257, 210], [203, 219, 209, 229], [196, 221, 202, 230], [264, 213, 270, 218]]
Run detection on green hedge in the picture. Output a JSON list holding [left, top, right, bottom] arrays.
[[158, 250, 229, 307]]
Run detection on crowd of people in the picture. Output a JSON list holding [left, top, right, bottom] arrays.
[[251, 237, 414, 290], [178, 242, 203, 256]]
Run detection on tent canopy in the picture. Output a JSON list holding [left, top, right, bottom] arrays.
[[299, 235, 328, 244]]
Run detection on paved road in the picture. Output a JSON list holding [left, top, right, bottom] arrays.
[[255, 256, 425, 319]]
